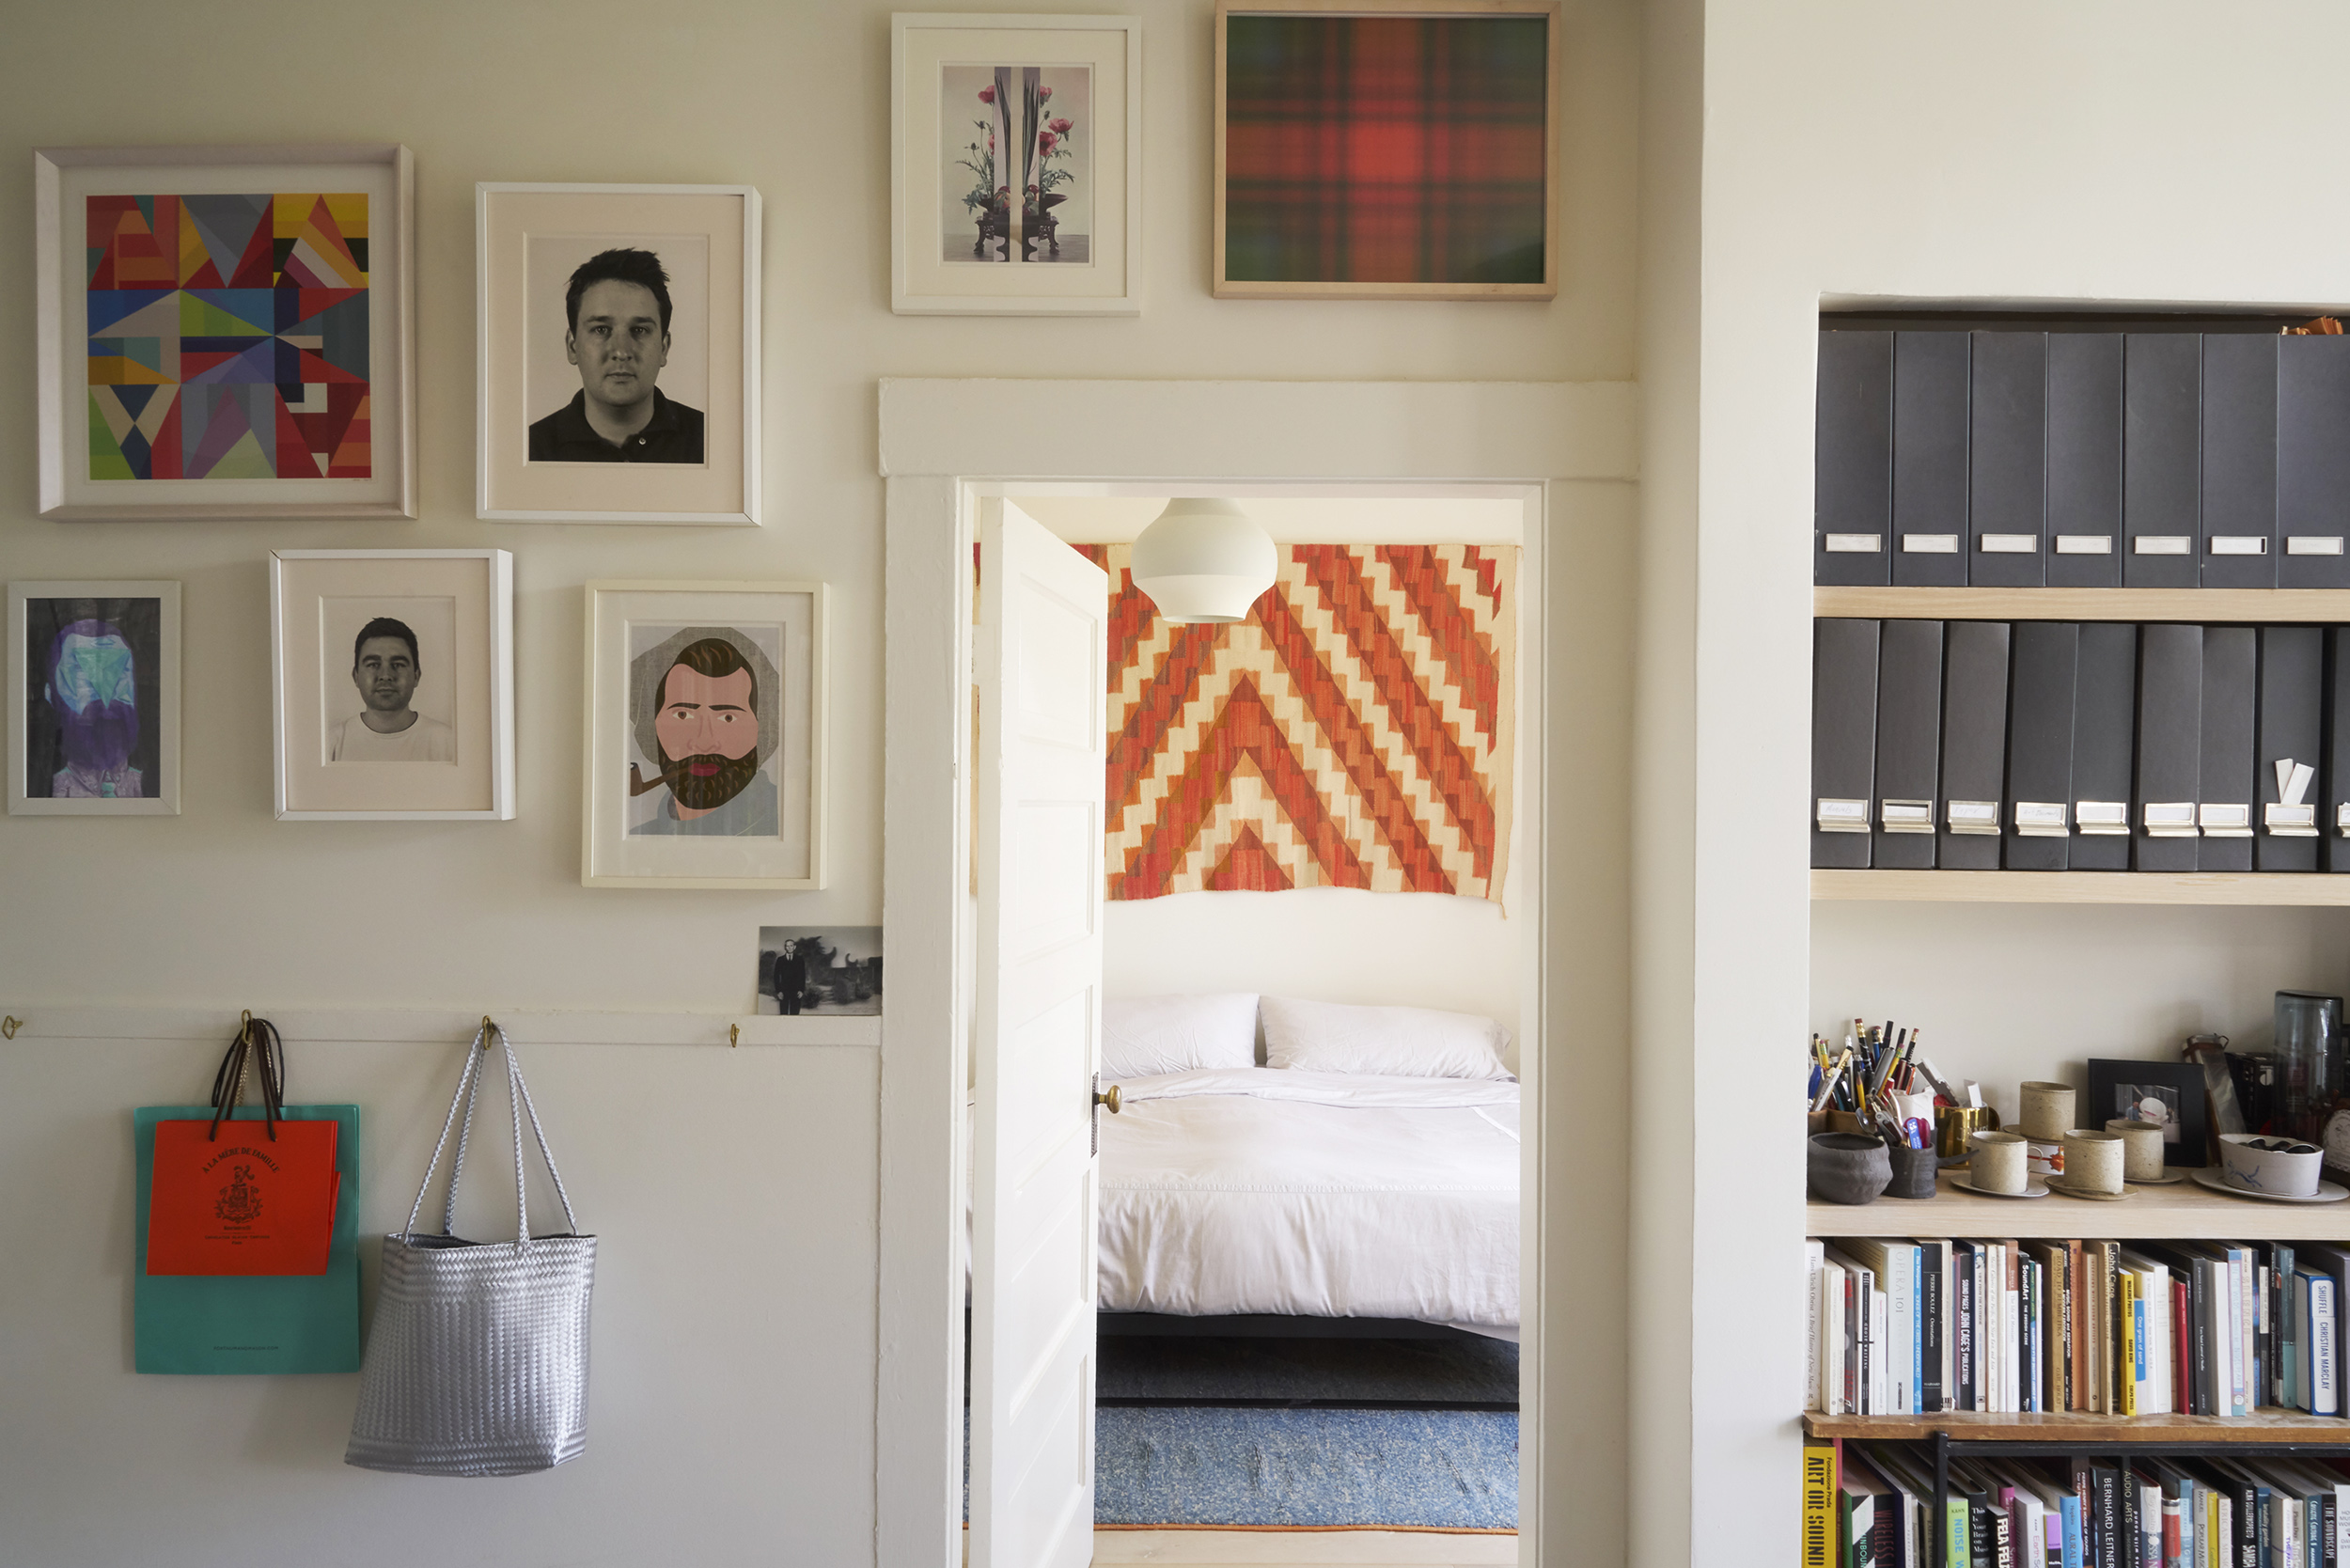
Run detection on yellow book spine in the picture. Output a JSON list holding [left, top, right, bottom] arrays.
[[2117, 1272, 2138, 1419], [1802, 1439, 1839, 1568]]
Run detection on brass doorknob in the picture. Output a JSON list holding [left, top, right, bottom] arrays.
[[1093, 1084, 1121, 1115]]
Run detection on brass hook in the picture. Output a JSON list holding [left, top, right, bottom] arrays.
[[0, 1017, 19, 1041], [479, 1015, 496, 1049], [238, 1009, 253, 1045], [728, 1023, 741, 1048]]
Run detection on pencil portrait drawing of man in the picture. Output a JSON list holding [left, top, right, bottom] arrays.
[[39, 618, 145, 798], [332, 617, 456, 762]]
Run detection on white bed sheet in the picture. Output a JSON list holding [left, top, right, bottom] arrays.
[[1099, 1068, 1521, 1337]]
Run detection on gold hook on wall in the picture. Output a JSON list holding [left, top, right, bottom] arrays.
[[728, 1023, 741, 1048], [0, 1017, 20, 1040], [479, 1015, 497, 1049]]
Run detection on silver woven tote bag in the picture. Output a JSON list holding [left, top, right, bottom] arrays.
[[346, 1022, 596, 1477]]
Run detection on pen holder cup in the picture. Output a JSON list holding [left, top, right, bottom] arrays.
[[1935, 1103, 2001, 1159], [1881, 1135, 1938, 1200], [1807, 1133, 1892, 1206], [1827, 1109, 1871, 1137], [1806, 1109, 1829, 1137]]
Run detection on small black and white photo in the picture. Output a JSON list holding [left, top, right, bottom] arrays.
[[525, 235, 709, 465], [322, 597, 458, 763], [758, 926, 883, 1016]]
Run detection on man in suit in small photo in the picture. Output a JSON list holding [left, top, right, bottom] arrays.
[[527, 247, 706, 464]]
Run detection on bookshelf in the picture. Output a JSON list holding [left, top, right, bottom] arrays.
[[1813, 587, 2350, 623], [1810, 869, 2350, 905], [1806, 1409, 2350, 1445], [1807, 1170, 2350, 1242]]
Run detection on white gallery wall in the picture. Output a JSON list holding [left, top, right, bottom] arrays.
[[0, 3, 1639, 1565], [1642, 5, 2350, 1564]]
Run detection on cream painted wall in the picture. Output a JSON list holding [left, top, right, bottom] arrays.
[[0, 2, 1640, 1564], [1649, 4, 2350, 1562]]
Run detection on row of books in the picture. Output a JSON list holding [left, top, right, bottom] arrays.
[[1811, 619, 2350, 872], [1813, 327, 2350, 590], [1808, 1237, 2344, 1419], [1805, 1436, 2350, 1568]]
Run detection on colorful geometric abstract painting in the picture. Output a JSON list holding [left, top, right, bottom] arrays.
[[1081, 543, 1514, 902], [85, 193, 370, 480]]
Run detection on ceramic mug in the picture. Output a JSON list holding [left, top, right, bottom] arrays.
[[2061, 1128, 2125, 1194], [1970, 1131, 2029, 1194], [2019, 1081, 2076, 1143], [2106, 1118, 2168, 1182]]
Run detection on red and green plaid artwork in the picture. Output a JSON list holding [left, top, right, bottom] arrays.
[[85, 193, 371, 480], [1223, 14, 1549, 286], [1085, 543, 1515, 902]]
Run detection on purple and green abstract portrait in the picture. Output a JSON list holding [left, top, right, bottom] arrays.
[[24, 597, 163, 799]]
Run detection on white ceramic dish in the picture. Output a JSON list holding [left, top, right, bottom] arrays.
[[1947, 1176, 2050, 1200], [2188, 1167, 2350, 1205], [2044, 1177, 2130, 1202]]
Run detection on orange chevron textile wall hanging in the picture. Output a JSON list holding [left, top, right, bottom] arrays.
[[1081, 542, 1515, 902]]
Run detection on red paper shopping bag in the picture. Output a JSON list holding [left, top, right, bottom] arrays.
[[145, 1118, 340, 1276]]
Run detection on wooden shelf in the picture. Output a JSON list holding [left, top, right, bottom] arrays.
[[1811, 869, 2350, 905], [1815, 587, 2350, 622], [1809, 1168, 2350, 1241], [1804, 1409, 2350, 1445]]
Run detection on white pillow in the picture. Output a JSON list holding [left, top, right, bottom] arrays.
[[1101, 994, 1260, 1078], [1259, 996, 1512, 1080]]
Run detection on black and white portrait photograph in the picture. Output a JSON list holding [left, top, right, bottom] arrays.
[[8, 580, 180, 816], [525, 236, 709, 465], [478, 183, 760, 525], [272, 550, 514, 821], [758, 927, 883, 1016], [321, 597, 457, 763]]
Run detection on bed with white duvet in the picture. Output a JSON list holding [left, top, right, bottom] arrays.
[[1094, 994, 1522, 1340]]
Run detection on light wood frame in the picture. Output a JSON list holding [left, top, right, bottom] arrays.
[[34, 143, 416, 521], [476, 183, 762, 524], [270, 550, 515, 822], [7, 580, 181, 816], [1213, 0, 1561, 301], [890, 13, 1144, 316], [580, 580, 827, 889]]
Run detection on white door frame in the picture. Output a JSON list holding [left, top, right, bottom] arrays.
[[878, 378, 1636, 1568]]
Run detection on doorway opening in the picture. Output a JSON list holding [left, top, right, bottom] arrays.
[[962, 485, 1544, 1562]]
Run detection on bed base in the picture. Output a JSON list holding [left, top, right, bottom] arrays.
[[1095, 1311, 1487, 1343]]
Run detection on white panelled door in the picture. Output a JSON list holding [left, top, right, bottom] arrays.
[[971, 502, 1110, 1568]]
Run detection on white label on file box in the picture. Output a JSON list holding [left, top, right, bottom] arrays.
[[2014, 801, 2069, 837], [1900, 534, 1959, 554], [1979, 533, 2039, 554], [1824, 533, 1883, 554], [1880, 799, 1935, 833], [1817, 798, 1869, 832], [2076, 801, 2130, 834], [2199, 802, 2253, 837], [1947, 800, 2000, 834], [2143, 801, 2199, 837], [2266, 802, 2319, 837], [2134, 536, 2193, 556], [2209, 536, 2269, 557], [2289, 536, 2346, 557], [2055, 535, 2114, 555], [2337, 801, 2350, 837]]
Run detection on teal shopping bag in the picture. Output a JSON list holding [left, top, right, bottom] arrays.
[[133, 1104, 361, 1374]]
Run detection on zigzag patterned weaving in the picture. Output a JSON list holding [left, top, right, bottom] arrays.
[[1082, 542, 1514, 902]]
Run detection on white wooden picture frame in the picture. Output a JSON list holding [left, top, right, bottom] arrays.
[[476, 183, 762, 524], [270, 550, 515, 821], [582, 581, 827, 889], [35, 142, 416, 521], [891, 13, 1143, 316], [8, 580, 181, 815]]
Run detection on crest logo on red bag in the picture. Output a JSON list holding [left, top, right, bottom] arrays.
[[214, 1165, 263, 1225]]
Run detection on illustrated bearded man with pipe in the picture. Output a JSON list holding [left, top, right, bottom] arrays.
[[39, 618, 146, 798], [626, 627, 781, 837]]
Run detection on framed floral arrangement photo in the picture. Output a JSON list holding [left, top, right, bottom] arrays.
[[35, 143, 415, 520], [891, 13, 1142, 315]]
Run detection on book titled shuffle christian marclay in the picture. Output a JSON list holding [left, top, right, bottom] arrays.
[[146, 1120, 339, 1275]]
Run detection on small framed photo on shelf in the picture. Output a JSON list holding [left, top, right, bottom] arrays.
[[891, 12, 1142, 316], [8, 581, 180, 815], [2085, 1057, 2212, 1168], [1214, 0, 1560, 301], [34, 143, 416, 520], [476, 183, 760, 524], [270, 550, 515, 822], [582, 581, 826, 889]]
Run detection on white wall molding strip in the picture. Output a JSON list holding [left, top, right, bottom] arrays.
[[0, 1005, 879, 1049]]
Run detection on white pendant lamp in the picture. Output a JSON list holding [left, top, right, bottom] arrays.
[[1129, 498, 1279, 624]]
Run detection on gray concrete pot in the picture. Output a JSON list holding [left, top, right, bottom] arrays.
[[1807, 1131, 1892, 1205]]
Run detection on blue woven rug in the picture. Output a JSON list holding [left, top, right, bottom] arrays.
[[1093, 1405, 1518, 1529]]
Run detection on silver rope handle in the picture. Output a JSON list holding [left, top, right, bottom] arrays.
[[403, 1023, 489, 1239], [441, 1024, 493, 1235], [402, 1022, 583, 1245]]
